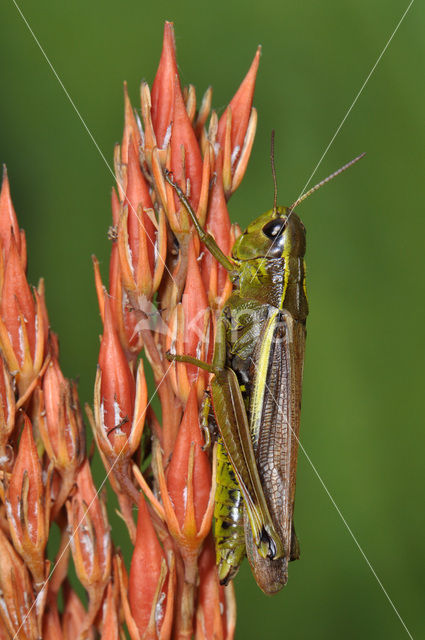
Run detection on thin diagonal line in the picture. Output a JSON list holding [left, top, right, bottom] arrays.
[[296, 0, 415, 200], [250, 0, 414, 283], [248, 356, 413, 639], [12, 360, 174, 640], [11, 0, 178, 290]]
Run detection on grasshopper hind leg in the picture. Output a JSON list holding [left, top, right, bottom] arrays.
[[201, 393, 246, 583], [214, 437, 246, 584]]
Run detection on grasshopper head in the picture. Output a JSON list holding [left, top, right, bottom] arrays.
[[232, 206, 306, 262]]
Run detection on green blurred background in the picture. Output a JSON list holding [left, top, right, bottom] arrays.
[[1, 1, 424, 638]]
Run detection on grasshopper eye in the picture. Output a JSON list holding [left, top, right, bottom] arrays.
[[262, 218, 287, 239]]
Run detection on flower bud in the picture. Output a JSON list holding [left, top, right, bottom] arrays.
[[0, 165, 26, 272], [200, 166, 233, 309], [216, 48, 259, 198], [99, 581, 120, 640], [129, 494, 174, 639], [157, 386, 214, 557], [66, 459, 111, 629], [151, 21, 179, 149], [169, 75, 203, 217], [0, 528, 39, 639], [98, 295, 136, 444], [62, 585, 95, 640], [38, 356, 85, 516], [0, 235, 46, 398], [5, 415, 49, 588], [196, 535, 236, 640]]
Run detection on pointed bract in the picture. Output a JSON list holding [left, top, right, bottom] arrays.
[[5, 415, 49, 588], [129, 494, 170, 638], [151, 22, 179, 148], [98, 295, 136, 444]]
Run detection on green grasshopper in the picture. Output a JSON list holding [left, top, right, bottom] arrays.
[[165, 148, 364, 593]]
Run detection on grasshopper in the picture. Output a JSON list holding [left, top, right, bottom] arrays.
[[165, 147, 364, 593]]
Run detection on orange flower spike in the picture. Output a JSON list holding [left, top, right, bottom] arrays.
[[151, 21, 179, 148], [5, 415, 49, 589], [98, 295, 136, 446], [182, 238, 212, 394], [217, 47, 260, 198], [66, 459, 111, 630], [164, 386, 214, 549], [0, 165, 24, 267], [170, 75, 203, 219], [0, 529, 39, 639], [129, 494, 174, 640]]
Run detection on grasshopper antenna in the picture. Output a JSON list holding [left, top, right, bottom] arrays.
[[270, 130, 278, 217], [289, 152, 366, 213]]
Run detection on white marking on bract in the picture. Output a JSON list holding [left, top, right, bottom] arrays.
[[113, 400, 122, 426], [231, 145, 240, 167], [155, 591, 166, 628], [163, 124, 172, 149]]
